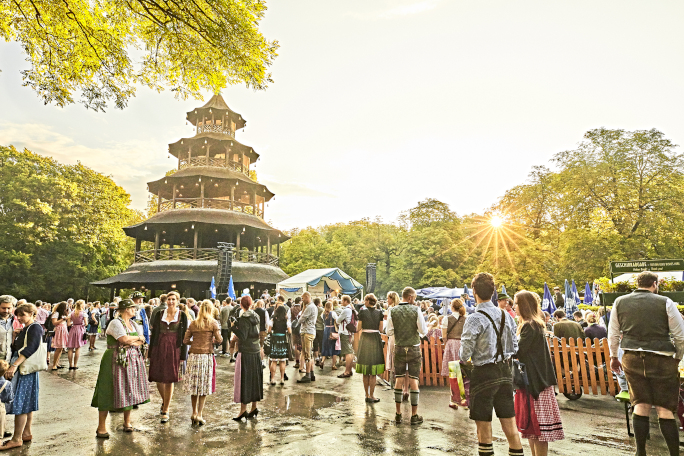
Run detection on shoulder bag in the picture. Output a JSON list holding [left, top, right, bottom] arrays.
[[19, 324, 48, 375]]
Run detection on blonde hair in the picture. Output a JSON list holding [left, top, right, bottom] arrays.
[[514, 290, 545, 335], [74, 299, 85, 316], [193, 300, 215, 329], [428, 315, 439, 328], [386, 291, 400, 307], [586, 312, 597, 324]]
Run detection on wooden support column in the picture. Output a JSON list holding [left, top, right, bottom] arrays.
[[267, 235, 271, 255], [277, 242, 280, 258], [135, 237, 141, 253], [193, 227, 199, 260], [157, 191, 162, 212], [200, 181, 205, 208], [154, 231, 160, 260], [231, 185, 235, 210], [239, 151, 244, 173], [252, 188, 257, 215], [236, 232, 241, 251], [172, 184, 177, 209], [188, 146, 192, 167]]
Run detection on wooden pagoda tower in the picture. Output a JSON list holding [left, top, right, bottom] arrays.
[[93, 94, 289, 299]]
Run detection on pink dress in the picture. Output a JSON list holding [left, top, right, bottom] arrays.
[[52, 316, 69, 349], [67, 313, 86, 349]]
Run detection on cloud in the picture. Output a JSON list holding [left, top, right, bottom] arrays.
[[0, 123, 172, 211]]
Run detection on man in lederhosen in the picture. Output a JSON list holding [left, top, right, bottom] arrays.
[[609, 271, 684, 456], [386, 287, 427, 425]]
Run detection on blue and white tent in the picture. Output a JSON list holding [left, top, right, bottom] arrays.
[[276, 268, 363, 299], [416, 287, 448, 297]]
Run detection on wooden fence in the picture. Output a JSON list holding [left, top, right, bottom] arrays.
[[353, 333, 617, 394]]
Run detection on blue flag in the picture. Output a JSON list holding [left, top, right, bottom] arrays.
[[584, 282, 593, 305], [501, 284, 507, 295], [210, 276, 217, 299], [542, 283, 556, 313], [228, 276, 236, 300], [491, 289, 498, 305]]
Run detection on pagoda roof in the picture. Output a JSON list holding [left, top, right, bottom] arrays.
[[147, 167, 275, 201], [168, 133, 259, 162], [186, 94, 247, 129], [124, 208, 289, 241], [90, 260, 288, 287]]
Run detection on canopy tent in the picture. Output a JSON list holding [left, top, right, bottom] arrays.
[[276, 268, 363, 299], [425, 287, 465, 300], [611, 271, 684, 283], [416, 287, 448, 297]]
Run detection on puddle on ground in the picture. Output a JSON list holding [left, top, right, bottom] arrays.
[[274, 393, 348, 418]]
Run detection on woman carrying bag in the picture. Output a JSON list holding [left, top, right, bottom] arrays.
[[91, 299, 149, 438], [1, 304, 45, 451], [513, 290, 564, 456]]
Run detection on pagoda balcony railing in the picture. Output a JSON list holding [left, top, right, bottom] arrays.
[[196, 124, 235, 137], [134, 248, 279, 266], [179, 156, 249, 176], [158, 198, 264, 218]]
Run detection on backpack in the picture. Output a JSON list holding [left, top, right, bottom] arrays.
[[291, 316, 301, 335], [345, 308, 358, 334], [44, 313, 55, 333]]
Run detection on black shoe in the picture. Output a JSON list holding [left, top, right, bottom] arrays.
[[246, 408, 259, 419], [284, 373, 289, 381], [296, 376, 311, 383], [310, 374, 315, 382], [410, 414, 423, 425], [230, 358, 236, 363], [232, 412, 248, 421], [395, 413, 402, 424]]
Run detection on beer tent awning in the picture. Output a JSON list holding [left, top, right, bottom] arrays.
[[277, 268, 363, 299]]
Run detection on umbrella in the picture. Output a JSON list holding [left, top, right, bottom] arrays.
[[542, 283, 556, 313], [564, 279, 574, 315], [570, 280, 581, 311], [462, 285, 474, 307], [425, 287, 463, 300], [416, 287, 448, 297], [228, 276, 236, 300], [584, 282, 593, 305]]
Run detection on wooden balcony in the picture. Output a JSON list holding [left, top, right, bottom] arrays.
[[158, 198, 264, 218], [134, 247, 279, 266], [196, 124, 235, 137], [179, 156, 248, 175]]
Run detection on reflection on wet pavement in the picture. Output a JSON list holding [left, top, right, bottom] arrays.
[[30, 338, 671, 455]]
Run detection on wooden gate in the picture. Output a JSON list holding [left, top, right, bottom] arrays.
[[547, 337, 618, 397]]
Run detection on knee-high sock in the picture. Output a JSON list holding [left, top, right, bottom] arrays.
[[410, 390, 419, 406], [509, 448, 524, 455], [632, 414, 649, 456], [478, 442, 494, 456], [658, 418, 680, 456], [394, 389, 403, 404]]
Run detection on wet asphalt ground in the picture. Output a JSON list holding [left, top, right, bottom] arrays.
[[14, 338, 672, 455]]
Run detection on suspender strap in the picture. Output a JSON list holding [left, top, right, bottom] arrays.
[[477, 310, 506, 362]]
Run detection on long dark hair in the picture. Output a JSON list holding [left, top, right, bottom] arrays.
[[54, 302, 68, 320], [514, 290, 545, 335], [273, 305, 287, 321]]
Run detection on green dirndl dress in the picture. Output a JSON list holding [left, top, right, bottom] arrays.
[[91, 319, 150, 412], [355, 308, 385, 376]]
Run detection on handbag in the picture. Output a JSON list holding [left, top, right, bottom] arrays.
[[512, 359, 529, 390], [19, 323, 48, 375], [329, 332, 340, 340], [345, 309, 357, 334], [514, 389, 541, 435]]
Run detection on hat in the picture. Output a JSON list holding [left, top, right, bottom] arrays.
[[117, 299, 136, 310], [130, 291, 144, 300], [497, 293, 510, 300]]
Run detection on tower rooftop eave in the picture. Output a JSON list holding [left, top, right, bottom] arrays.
[[186, 94, 247, 129]]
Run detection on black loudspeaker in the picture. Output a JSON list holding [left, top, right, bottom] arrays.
[[366, 263, 377, 293], [216, 242, 234, 294]]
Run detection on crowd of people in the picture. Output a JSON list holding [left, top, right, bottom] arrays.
[[0, 269, 680, 455]]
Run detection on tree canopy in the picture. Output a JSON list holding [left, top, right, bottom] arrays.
[[0, 0, 278, 110], [0, 145, 141, 301], [281, 128, 684, 296]]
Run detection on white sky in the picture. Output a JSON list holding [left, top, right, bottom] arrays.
[[1, 0, 682, 230]]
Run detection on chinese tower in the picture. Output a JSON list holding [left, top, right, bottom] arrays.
[[93, 94, 289, 299]]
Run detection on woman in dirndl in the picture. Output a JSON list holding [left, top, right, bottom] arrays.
[[267, 304, 290, 385], [91, 299, 149, 438], [50, 302, 69, 371], [355, 293, 385, 403], [514, 290, 564, 456], [319, 301, 339, 370], [183, 300, 222, 425], [1, 303, 43, 451], [149, 291, 188, 423], [232, 296, 263, 420], [440, 298, 469, 409], [66, 300, 87, 369]]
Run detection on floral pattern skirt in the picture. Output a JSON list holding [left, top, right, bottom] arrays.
[[184, 353, 216, 396]]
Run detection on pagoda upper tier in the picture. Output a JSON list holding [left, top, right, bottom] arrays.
[[186, 93, 247, 136]]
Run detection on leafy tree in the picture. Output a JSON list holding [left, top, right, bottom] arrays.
[[0, 0, 278, 110], [0, 145, 141, 301]]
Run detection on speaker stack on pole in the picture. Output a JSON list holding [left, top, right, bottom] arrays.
[[366, 263, 377, 294], [216, 242, 234, 301]]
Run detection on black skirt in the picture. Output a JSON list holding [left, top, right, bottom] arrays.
[[239, 352, 263, 404]]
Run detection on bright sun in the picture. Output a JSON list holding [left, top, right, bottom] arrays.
[[490, 215, 503, 228]]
